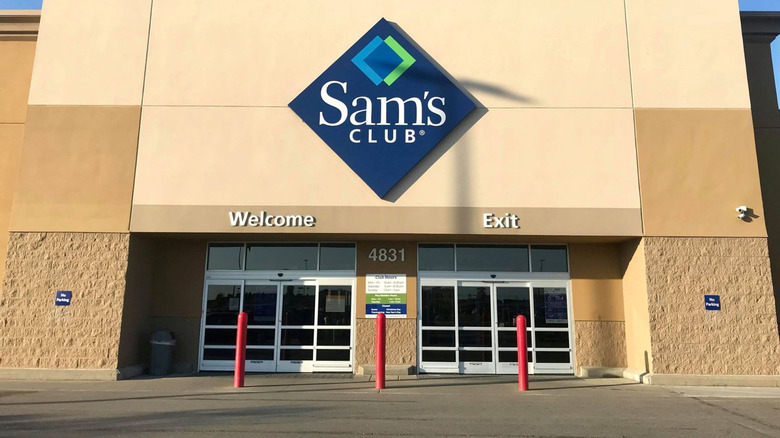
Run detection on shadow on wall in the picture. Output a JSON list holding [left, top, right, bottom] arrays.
[[383, 21, 536, 204], [743, 25, 780, 338]]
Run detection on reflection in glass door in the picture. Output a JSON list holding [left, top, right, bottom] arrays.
[[418, 280, 572, 374], [201, 281, 243, 368], [200, 279, 354, 372], [457, 284, 494, 373], [494, 286, 532, 374], [243, 283, 280, 372]]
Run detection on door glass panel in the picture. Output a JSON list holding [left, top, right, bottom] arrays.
[[458, 330, 492, 347], [317, 329, 350, 346], [421, 286, 455, 326], [422, 350, 456, 362], [204, 329, 236, 345], [458, 286, 491, 327], [499, 350, 532, 363], [281, 285, 316, 325], [536, 351, 571, 364], [497, 330, 531, 348], [318, 286, 351, 325], [316, 350, 350, 361], [456, 245, 529, 272], [530, 245, 568, 272], [207, 244, 243, 271], [320, 244, 356, 270], [280, 350, 313, 360], [460, 351, 492, 362], [243, 285, 277, 326], [246, 329, 275, 346], [419, 244, 455, 271], [280, 329, 314, 345], [203, 348, 235, 360], [533, 288, 569, 328], [205, 284, 241, 325], [422, 330, 455, 347], [495, 287, 530, 327], [246, 349, 274, 360], [535, 331, 569, 349], [246, 244, 318, 271]]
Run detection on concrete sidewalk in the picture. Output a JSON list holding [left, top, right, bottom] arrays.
[[1, 374, 779, 437]]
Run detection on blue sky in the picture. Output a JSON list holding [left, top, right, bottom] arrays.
[[0, 0, 41, 9], [740, 0, 780, 106]]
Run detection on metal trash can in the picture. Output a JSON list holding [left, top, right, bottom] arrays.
[[150, 330, 176, 376]]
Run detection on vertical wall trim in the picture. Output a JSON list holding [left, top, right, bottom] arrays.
[[623, 0, 645, 236], [128, 0, 155, 231]]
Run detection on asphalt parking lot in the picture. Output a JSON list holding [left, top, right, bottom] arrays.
[[1, 374, 780, 437]]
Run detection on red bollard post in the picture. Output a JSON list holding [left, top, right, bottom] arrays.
[[234, 312, 248, 388], [375, 313, 386, 390], [517, 315, 528, 391]]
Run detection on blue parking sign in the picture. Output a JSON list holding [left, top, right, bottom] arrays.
[[704, 295, 720, 311], [55, 290, 72, 306]]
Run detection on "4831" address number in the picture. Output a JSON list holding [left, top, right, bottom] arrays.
[[368, 248, 405, 262]]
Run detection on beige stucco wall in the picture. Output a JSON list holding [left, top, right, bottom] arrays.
[[131, 107, 641, 235], [645, 237, 780, 375], [625, 0, 750, 109], [0, 41, 36, 122], [10, 106, 141, 233], [574, 321, 627, 369], [0, 40, 36, 297], [0, 126, 25, 295], [28, 0, 151, 106], [569, 243, 627, 369], [570, 244, 625, 322], [635, 109, 767, 238], [355, 318, 417, 368], [143, 0, 632, 108], [620, 239, 653, 374], [0, 233, 129, 371]]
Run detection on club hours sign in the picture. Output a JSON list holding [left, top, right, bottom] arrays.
[[365, 274, 407, 318]]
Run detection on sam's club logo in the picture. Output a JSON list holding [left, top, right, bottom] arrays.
[[352, 35, 415, 86], [289, 18, 475, 198]]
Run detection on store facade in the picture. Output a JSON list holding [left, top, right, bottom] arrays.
[[1, 0, 780, 383]]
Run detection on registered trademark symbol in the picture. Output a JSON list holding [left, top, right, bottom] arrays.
[[419, 130, 425, 136]]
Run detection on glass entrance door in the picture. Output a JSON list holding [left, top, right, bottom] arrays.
[[494, 285, 531, 374], [243, 282, 280, 372], [418, 280, 572, 375], [457, 283, 495, 373], [200, 279, 354, 372]]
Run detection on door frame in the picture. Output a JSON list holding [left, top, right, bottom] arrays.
[[417, 275, 574, 375], [199, 274, 356, 373]]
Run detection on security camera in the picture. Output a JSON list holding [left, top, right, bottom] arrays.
[[737, 206, 748, 220], [277, 272, 283, 277]]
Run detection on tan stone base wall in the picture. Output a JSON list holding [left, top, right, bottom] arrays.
[[355, 318, 417, 368], [0, 232, 129, 369], [574, 321, 627, 368], [645, 237, 780, 375]]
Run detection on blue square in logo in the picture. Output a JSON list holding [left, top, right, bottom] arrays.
[[364, 40, 403, 80], [289, 18, 477, 198]]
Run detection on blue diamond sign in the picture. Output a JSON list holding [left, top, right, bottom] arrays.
[[289, 18, 476, 198]]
